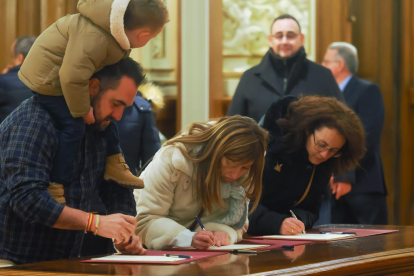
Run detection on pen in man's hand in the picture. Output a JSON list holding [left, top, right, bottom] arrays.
[[289, 210, 306, 234], [195, 216, 216, 247], [128, 236, 133, 244]]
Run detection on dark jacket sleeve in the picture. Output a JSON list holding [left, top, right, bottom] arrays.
[[335, 170, 355, 185], [292, 201, 322, 230], [249, 188, 323, 235], [138, 110, 161, 166], [355, 84, 384, 153], [227, 72, 249, 116], [248, 202, 289, 235], [335, 83, 384, 184], [1, 119, 64, 227]]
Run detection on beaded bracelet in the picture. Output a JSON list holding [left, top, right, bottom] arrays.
[[94, 215, 100, 236]]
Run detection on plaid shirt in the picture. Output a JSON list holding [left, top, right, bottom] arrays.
[[0, 96, 136, 264]]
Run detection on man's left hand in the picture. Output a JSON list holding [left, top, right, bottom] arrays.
[[114, 235, 147, 255], [1, 64, 13, 74], [331, 180, 352, 200]]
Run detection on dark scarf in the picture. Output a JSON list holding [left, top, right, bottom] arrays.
[[268, 47, 308, 94], [263, 96, 297, 158]]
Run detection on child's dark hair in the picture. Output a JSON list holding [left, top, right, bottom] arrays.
[[124, 0, 169, 31], [91, 58, 146, 92]]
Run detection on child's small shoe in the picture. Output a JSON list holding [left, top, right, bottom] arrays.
[[47, 182, 66, 204], [104, 153, 145, 189]]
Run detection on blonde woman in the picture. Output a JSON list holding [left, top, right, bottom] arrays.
[[135, 115, 268, 250]]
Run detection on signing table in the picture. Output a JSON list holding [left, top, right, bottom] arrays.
[[1, 225, 414, 276]]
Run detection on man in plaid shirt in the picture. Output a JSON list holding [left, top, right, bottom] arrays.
[[0, 58, 146, 265]]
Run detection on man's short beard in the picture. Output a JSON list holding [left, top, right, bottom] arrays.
[[88, 89, 113, 132], [87, 120, 109, 132]]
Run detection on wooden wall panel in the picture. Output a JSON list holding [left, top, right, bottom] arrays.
[[316, 0, 401, 224], [400, 0, 414, 225], [209, 0, 224, 119], [16, 0, 41, 36], [352, 0, 399, 224], [0, 0, 78, 72], [0, 0, 18, 71], [352, 0, 379, 83], [315, 0, 352, 63], [40, 0, 78, 31], [176, 0, 181, 133]]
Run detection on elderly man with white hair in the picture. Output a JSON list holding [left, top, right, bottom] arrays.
[[322, 42, 388, 225]]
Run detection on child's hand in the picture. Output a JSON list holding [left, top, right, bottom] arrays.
[[82, 107, 95, 124]]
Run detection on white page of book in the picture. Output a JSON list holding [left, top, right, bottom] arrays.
[[90, 255, 183, 262], [262, 233, 355, 241], [209, 244, 269, 250], [176, 244, 269, 250]]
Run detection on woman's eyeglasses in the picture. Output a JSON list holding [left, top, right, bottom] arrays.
[[313, 133, 342, 158]]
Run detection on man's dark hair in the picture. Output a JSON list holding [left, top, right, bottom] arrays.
[[14, 36, 36, 58], [91, 58, 146, 93], [124, 0, 169, 31], [270, 14, 302, 34]]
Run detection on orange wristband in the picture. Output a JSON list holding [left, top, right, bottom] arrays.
[[87, 214, 94, 232]]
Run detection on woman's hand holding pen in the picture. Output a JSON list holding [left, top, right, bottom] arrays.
[[280, 217, 305, 235], [191, 230, 218, 249], [212, 231, 230, 246]]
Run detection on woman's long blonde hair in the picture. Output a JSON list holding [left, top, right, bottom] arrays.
[[164, 115, 268, 214]]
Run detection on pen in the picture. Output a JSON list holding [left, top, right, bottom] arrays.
[[231, 249, 258, 253], [195, 216, 206, 230], [289, 210, 306, 234], [320, 231, 356, 235], [164, 254, 192, 259], [195, 216, 216, 248]]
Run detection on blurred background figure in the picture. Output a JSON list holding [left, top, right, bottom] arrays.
[[0, 36, 36, 123], [322, 42, 387, 224], [227, 14, 342, 122]]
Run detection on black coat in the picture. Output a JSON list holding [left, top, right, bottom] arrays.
[[116, 93, 161, 175], [228, 48, 343, 122], [0, 65, 32, 123], [248, 97, 332, 235], [335, 76, 387, 195]]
